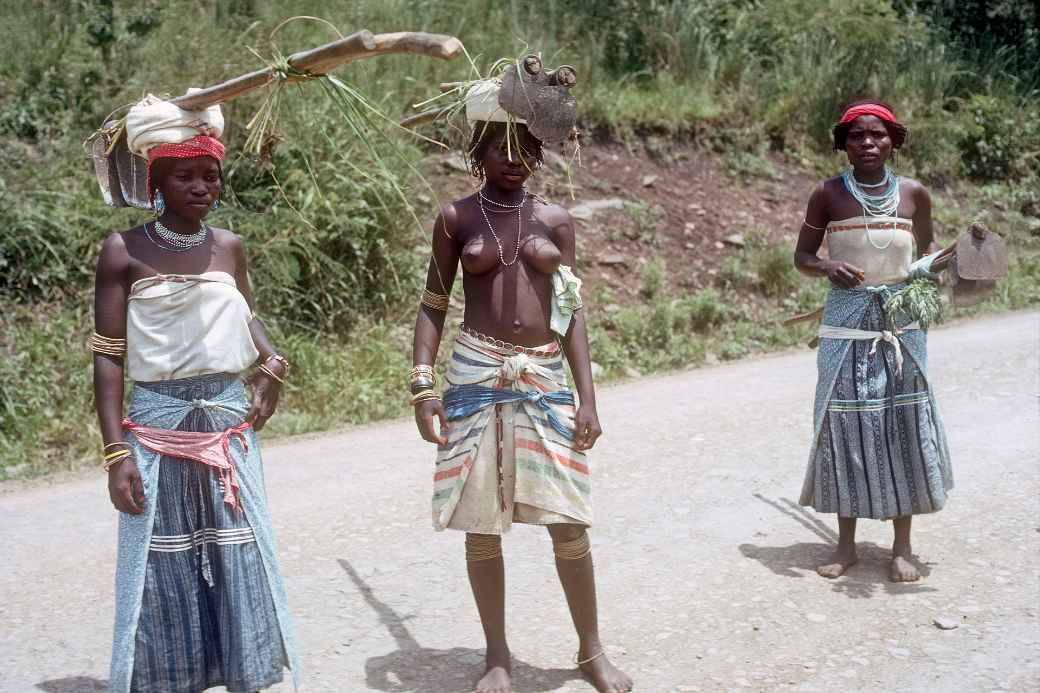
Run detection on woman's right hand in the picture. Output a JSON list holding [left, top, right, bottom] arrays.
[[415, 399, 448, 445], [824, 260, 866, 289], [108, 457, 145, 514]]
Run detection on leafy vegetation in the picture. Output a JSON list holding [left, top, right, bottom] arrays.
[[1, 0, 1037, 476]]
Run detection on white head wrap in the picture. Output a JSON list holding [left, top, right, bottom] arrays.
[[125, 90, 224, 158], [465, 79, 526, 125]]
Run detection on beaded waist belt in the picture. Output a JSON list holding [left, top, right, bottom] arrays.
[[460, 324, 560, 357]]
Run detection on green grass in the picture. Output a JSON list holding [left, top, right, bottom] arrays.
[[1, 0, 1038, 476]]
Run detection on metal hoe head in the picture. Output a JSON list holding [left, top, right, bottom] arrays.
[[949, 222, 1009, 307], [89, 123, 151, 210], [498, 54, 577, 144]]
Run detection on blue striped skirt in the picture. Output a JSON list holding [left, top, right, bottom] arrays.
[[130, 373, 284, 692], [801, 289, 953, 520]]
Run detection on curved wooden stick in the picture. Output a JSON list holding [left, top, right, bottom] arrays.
[[172, 30, 463, 111]]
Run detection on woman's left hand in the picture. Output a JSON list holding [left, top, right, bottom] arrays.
[[573, 405, 602, 451], [247, 371, 281, 431]]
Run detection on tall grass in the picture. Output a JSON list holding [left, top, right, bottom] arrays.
[[1, 0, 1037, 475]]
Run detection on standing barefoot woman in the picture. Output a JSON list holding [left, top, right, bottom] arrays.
[[794, 101, 953, 582], [94, 96, 298, 691], [411, 74, 633, 693]]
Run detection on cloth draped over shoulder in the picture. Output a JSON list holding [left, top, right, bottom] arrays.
[[109, 379, 299, 692], [550, 265, 583, 337], [432, 331, 592, 531]]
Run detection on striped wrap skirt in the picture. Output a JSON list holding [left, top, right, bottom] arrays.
[[432, 331, 592, 533], [800, 287, 953, 519], [114, 373, 294, 693]]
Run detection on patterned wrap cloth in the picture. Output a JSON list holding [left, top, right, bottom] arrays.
[[432, 330, 592, 532], [110, 374, 299, 692], [799, 285, 953, 519]]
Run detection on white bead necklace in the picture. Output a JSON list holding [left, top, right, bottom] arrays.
[[479, 187, 527, 215], [842, 166, 900, 217], [842, 166, 900, 250], [479, 188, 526, 267], [146, 220, 209, 252]]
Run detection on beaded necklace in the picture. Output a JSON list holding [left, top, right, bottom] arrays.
[[842, 166, 900, 217], [478, 187, 527, 266], [841, 166, 901, 250], [146, 220, 209, 252]]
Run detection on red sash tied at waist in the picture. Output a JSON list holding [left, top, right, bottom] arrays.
[[122, 418, 251, 509]]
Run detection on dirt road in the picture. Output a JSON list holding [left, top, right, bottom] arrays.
[[2, 311, 1037, 693]]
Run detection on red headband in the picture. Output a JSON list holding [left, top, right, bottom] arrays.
[[147, 135, 225, 199], [839, 103, 897, 124], [147, 134, 225, 165]]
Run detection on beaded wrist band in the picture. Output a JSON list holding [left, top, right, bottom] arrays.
[[420, 289, 450, 312]]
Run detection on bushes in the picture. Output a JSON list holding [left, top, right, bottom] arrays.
[[720, 234, 800, 298], [958, 95, 1040, 181], [1, 0, 1037, 475]]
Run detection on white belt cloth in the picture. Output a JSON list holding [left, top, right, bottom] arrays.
[[817, 322, 920, 376]]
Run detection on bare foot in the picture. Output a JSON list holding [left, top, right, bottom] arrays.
[[816, 545, 858, 578], [579, 651, 633, 693], [890, 546, 920, 582], [476, 649, 511, 693]]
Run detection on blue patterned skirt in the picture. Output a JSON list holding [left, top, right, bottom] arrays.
[[126, 374, 286, 693], [800, 288, 953, 519]]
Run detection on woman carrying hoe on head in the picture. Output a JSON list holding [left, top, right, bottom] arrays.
[[410, 70, 633, 693], [794, 101, 953, 583], [93, 96, 298, 692]]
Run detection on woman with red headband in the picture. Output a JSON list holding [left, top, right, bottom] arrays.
[[93, 96, 299, 692], [794, 100, 953, 582]]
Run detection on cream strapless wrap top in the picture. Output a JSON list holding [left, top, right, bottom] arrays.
[[825, 216, 914, 286], [126, 272, 259, 382]]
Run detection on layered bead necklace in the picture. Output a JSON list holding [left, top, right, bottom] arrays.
[[478, 187, 527, 267], [841, 165, 901, 250], [841, 165, 900, 217], [146, 220, 209, 252]]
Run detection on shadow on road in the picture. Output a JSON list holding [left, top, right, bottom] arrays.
[[739, 495, 936, 598], [339, 559, 583, 692], [36, 677, 107, 692]]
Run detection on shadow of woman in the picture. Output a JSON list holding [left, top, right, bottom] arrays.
[[339, 559, 583, 692], [739, 495, 935, 599], [36, 677, 107, 692]]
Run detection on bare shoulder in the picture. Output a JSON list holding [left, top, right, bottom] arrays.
[[899, 176, 931, 200], [99, 229, 132, 264], [820, 175, 845, 195], [533, 197, 573, 228], [435, 199, 466, 240], [210, 225, 242, 245], [440, 199, 462, 224]]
